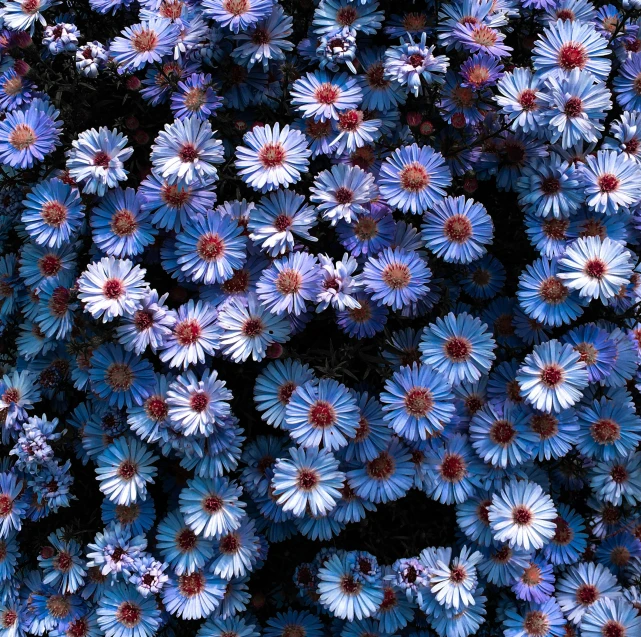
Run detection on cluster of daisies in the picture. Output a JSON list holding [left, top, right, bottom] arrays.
[[2, 0, 641, 637]]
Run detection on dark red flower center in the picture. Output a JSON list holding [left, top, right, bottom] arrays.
[[490, 419, 516, 445], [558, 42, 588, 70], [512, 505, 533, 526], [399, 162, 430, 192]]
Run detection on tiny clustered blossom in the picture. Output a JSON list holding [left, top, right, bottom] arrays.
[[1, 1, 641, 637]]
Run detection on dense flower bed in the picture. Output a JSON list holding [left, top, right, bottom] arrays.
[[1, 1, 641, 637]]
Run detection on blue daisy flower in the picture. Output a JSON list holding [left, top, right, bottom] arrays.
[[101, 498, 155, 536], [336, 291, 389, 339], [543, 0, 597, 23], [469, 400, 537, 468], [455, 492, 494, 547], [317, 551, 384, 621], [513, 306, 552, 346], [240, 435, 286, 499], [156, 510, 213, 576], [256, 252, 321, 316], [235, 123, 310, 193], [158, 300, 220, 369], [600, 325, 636, 388], [151, 117, 225, 186], [21, 178, 84, 249], [0, 472, 27, 538], [247, 189, 318, 257], [18, 241, 77, 289], [517, 257, 586, 327], [232, 4, 293, 70], [116, 290, 175, 355], [595, 532, 641, 577], [421, 195, 493, 264], [329, 108, 382, 156], [384, 32, 449, 97], [264, 610, 323, 637], [581, 150, 641, 216], [0, 69, 34, 111], [453, 22, 512, 57], [357, 46, 406, 111], [438, 70, 493, 127], [203, 0, 274, 33], [91, 187, 157, 258], [0, 530, 19, 582], [581, 598, 641, 637], [290, 70, 362, 122], [67, 127, 133, 196], [310, 164, 377, 226], [576, 397, 641, 461], [494, 68, 544, 134], [283, 378, 358, 451], [312, 0, 383, 35], [29, 589, 85, 634], [346, 439, 415, 504], [89, 344, 155, 409], [431, 588, 488, 637], [515, 154, 583, 219], [424, 434, 483, 505], [360, 247, 431, 311], [460, 52, 504, 90], [381, 327, 422, 369], [541, 503, 587, 566], [38, 530, 86, 594], [170, 73, 223, 121], [379, 143, 452, 214], [337, 204, 396, 257], [419, 312, 496, 385], [253, 359, 314, 428], [563, 324, 618, 383], [96, 582, 160, 637], [86, 522, 146, 580], [95, 436, 157, 506], [571, 208, 630, 247], [179, 476, 245, 539], [341, 391, 391, 464], [166, 368, 231, 436], [271, 445, 344, 517], [556, 562, 622, 625], [525, 214, 571, 258], [332, 482, 377, 524], [527, 408, 579, 461], [512, 556, 555, 603], [379, 363, 455, 441], [489, 479, 557, 551], [539, 68, 612, 149], [461, 254, 506, 299], [517, 339, 589, 413], [173, 210, 246, 285], [139, 171, 217, 233], [428, 545, 483, 611], [162, 569, 226, 620], [614, 54, 641, 111], [129, 555, 168, 597], [0, 104, 60, 169], [209, 517, 260, 580], [558, 237, 634, 302], [533, 19, 611, 81], [109, 18, 180, 72], [35, 275, 78, 340], [503, 597, 566, 637], [218, 293, 290, 363]]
